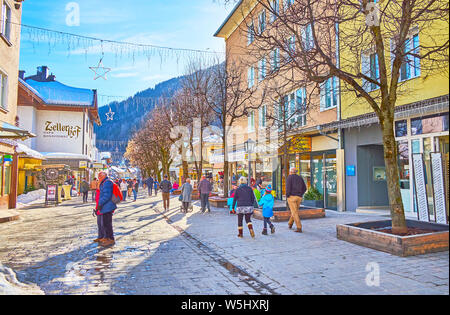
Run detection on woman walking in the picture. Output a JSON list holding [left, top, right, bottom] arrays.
[[232, 177, 256, 238], [180, 178, 193, 213], [132, 178, 139, 202], [120, 179, 128, 201]]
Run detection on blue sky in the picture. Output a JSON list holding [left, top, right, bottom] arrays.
[[19, 0, 231, 107]]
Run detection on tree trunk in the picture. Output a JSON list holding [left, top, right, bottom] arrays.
[[182, 160, 189, 183], [381, 115, 408, 234], [223, 160, 229, 198]]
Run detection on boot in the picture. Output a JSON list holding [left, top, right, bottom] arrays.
[[248, 223, 255, 238], [270, 225, 276, 234], [100, 238, 115, 247], [262, 228, 268, 235], [294, 227, 303, 233], [237, 227, 243, 238]]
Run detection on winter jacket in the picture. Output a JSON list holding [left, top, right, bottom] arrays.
[[253, 188, 261, 202], [232, 184, 256, 209], [259, 193, 274, 218], [120, 181, 128, 191], [97, 177, 117, 215], [286, 174, 307, 198], [80, 181, 89, 193], [160, 180, 172, 193], [146, 177, 154, 187], [198, 179, 212, 195], [181, 182, 193, 202]]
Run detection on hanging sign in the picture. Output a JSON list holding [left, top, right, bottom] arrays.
[[412, 154, 430, 222], [79, 161, 88, 169], [430, 152, 448, 224]]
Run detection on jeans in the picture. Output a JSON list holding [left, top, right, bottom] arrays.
[[121, 191, 127, 201], [148, 187, 153, 196], [82, 192, 88, 203], [200, 193, 210, 212], [102, 212, 114, 240], [97, 215, 105, 239], [287, 196, 303, 229], [263, 217, 273, 229], [133, 189, 137, 201]]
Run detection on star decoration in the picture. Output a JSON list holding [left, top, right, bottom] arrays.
[[106, 107, 115, 121], [89, 58, 111, 80]]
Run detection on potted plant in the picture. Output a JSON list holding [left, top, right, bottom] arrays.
[[302, 186, 324, 208]]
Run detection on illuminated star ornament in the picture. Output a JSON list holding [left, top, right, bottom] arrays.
[[106, 107, 115, 121], [89, 57, 111, 80]]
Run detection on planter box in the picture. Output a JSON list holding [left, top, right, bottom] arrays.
[[209, 196, 228, 208], [337, 220, 449, 257], [302, 199, 324, 208], [172, 190, 181, 195], [253, 207, 325, 222]]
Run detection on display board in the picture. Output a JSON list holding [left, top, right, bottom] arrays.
[[45, 184, 59, 206], [430, 152, 448, 224], [412, 154, 430, 222]]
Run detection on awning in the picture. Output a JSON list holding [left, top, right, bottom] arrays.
[[0, 121, 35, 140]]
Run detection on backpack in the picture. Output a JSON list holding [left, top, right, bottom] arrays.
[[112, 183, 123, 204]]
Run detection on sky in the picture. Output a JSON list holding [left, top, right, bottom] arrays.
[[19, 0, 232, 107]]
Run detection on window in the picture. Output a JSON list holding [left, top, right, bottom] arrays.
[[285, 35, 296, 62], [247, 66, 255, 88], [271, 48, 280, 72], [258, 10, 266, 34], [0, 71, 7, 110], [277, 88, 307, 131], [320, 77, 339, 110], [247, 22, 255, 45], [362, 52, 379, 91], [248, 111, 255, 132], [258, 57, 266, 82], [395, 120, 408, 137], [391, 33, 421, 81], [284, 0, 294, 10], [411, 113, 449, 135], [296, 87, 307, 127], [1, 1, 11, 42], [259, 105, 267, 129], [301, 23, 314, 51], [270, 0, 279, 23]]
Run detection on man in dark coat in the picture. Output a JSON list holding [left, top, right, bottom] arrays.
[[198, 175, 212, 213], [146, 176, 154, 196], [159, 175, 172, 211], [286, 167, 307, 233]]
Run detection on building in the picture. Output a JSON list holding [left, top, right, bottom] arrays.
[[17, 66, 101, 190], [214, 0, 343, 209], [1, 0, 34, 210]]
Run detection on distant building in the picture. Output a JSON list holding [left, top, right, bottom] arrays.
[[17, 66, 101, 190]]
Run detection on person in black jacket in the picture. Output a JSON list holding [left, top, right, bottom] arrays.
[[232, 177, 256, 238], [286, 167, 307, 233]]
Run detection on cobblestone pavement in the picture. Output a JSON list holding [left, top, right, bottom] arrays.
[[0, 192, 448, 295]]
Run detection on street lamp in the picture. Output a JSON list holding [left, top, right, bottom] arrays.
[[244, 139, 256, 185]]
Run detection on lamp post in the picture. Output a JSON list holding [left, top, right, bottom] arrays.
[[244, 139, 256, 185]]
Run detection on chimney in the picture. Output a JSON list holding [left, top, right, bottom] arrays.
[[19, 70, 25, 80], [37, 66, 49, 81]]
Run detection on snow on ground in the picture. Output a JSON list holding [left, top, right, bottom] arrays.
[[0, 263, 44, 295], [16, 189, 46, 209]]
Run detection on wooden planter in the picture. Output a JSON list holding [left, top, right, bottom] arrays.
[[172, 190, 182, 196], [302, 199, 324, 208], [253, 206, 325, 222], [209, 196, 228, 208], [336, 220, 449, 257]]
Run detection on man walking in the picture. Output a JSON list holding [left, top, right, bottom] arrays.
[[146, 176, 154, 197], [96, 172, 117, 247], [90, 177, 98, 202], [160, 175, 172, 211], [198, 175, 212, 213], [286, 167, 307, 233], [80, 178, 90, 203]]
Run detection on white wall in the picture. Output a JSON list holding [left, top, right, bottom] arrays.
[[17, 106, 37, 148]]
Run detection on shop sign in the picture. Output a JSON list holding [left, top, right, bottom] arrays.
[[3, 155, 13, 162], [412, 154, 430, 222], [92, 163, 104, 169], [44, 121, 81, 139], [430, 152, 448, 224], [346, 165, 356, 176], [278, 136, 311, 155], [79, 161, 88, 169], [45, 184, 59, 206]]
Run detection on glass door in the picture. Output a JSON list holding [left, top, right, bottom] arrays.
[[325, 152, 337, 210]]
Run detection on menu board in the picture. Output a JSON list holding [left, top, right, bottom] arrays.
[[412, 154, 430, 222], [431, 153, 448, 224], [45, 184, 58, 206]]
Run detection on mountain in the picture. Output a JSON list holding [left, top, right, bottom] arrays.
[[94, 76, 183, 163]]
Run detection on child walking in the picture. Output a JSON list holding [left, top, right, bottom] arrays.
[[258, 185, 275, 235]]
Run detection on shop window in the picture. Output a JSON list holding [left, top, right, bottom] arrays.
[[3, 163, 11, 195], [411, 113, 448, 135], [395, 120, 407, 137]]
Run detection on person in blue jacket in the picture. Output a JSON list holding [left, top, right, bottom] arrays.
[[258, 185, 275, 235], [96, 172, 117, 247]]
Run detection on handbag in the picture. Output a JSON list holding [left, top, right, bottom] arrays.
[[179, 194, 183, 202]]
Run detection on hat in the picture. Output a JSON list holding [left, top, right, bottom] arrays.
[[265, 185, 272, 193]]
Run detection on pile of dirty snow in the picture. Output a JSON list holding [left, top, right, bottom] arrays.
[[16, 189, 46, 209], [0, 263, 44, 295]]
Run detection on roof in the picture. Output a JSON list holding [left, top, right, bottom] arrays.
[[23, 79, 95, 107], [214, 0, 256, 39], [15, 143, 46, 160], [0, 121, 36, 140]]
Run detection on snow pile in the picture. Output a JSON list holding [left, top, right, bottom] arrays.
[[0, 263, 44, 295], [16, 189, 46, 209]]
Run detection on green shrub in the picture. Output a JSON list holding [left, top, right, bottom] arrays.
[[303, 186, 323, 200]]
